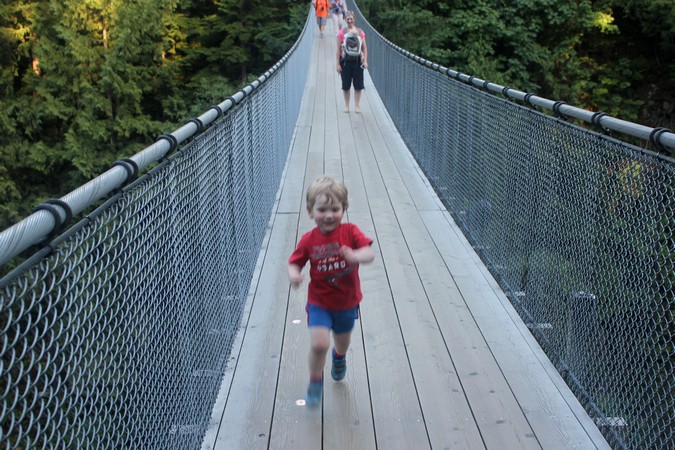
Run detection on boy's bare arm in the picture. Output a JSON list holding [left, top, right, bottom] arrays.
[[288, 263, 304, 289], [340, 245, 375, 265]]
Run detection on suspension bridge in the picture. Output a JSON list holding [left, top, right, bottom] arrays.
[[202, 17, 608, 450], [1, 4, 672, 450]]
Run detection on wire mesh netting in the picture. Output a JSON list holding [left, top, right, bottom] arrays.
[[0, 15, 312, 449], [355, 5, 674, 449]]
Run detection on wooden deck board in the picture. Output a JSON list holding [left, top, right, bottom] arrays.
[[204, 20, 610, 450], [209, 212, 296, 450], [421, 210, 610, 449]]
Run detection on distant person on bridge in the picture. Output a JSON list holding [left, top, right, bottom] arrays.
[[330, 0, 346, 29], [312, 0, 330, 36], [337, 11, 368, 113], [288, 175, 375, 408]]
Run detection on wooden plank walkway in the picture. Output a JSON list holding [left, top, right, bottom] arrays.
[[202, 20, 611, 450]]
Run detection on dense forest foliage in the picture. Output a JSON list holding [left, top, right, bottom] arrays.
[[1, 0, 673, 232], [358, 0, 674, 130], [0, 0, 307, 231]]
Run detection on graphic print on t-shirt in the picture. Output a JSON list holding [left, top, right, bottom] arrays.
[[311, 242, 353, 287]]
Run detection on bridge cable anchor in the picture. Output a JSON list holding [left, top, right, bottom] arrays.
[[524, 93, 537, 110], [32, 198, 73, 242], [590, 112, 611, 135], [186, 117, 204, 134], [110, 158, 139, 184], [209, 104, 223, 119], [648, 127, 672, 156], [552, 101, 570, 120], [157, 133, 179, 152]]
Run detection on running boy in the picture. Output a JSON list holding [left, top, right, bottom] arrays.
[[288, 175, 375, 407]]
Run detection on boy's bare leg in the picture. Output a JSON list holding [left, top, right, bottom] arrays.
[[309, 327, 331, 377], [331, 331, 351, 381], [343, 90, 351, 113], [354, 90, 362, 113], [332, 331, 352, 356]]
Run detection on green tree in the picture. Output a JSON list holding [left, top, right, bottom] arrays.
[[589, 0, 675, 128], [173, 0, 305, 116], [202, 0, 302, 83], [0, 0, 306, 232], [0, 0, 53, 229], [36, 0, 183, 175], [358, 0, 672, 129], [0, 0, 187, 230]]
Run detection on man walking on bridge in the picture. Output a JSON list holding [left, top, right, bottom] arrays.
[[312, 0, 330, 36]]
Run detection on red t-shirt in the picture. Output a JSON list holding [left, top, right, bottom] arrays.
[[289, 223, 373, 311]]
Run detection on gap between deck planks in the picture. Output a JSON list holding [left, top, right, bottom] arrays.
[[203, 19, 610, 450]]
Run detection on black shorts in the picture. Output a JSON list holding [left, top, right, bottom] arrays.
[[340, 59, 364, 91]]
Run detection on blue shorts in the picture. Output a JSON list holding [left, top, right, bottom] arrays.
[[307, 304, 359, 334]]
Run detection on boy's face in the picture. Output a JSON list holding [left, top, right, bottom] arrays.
[[309, 194, 344, 234]]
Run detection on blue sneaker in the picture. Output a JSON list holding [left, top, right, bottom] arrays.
[[306, 380, 323, 407], [331, 352, 347, 381]]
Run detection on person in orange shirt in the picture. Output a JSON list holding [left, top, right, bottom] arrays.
[[312, 0, 330, 35]]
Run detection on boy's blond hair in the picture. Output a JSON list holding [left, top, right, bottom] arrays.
[[306, 176, 349, 211]]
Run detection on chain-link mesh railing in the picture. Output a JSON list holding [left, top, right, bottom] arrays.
[[0, 12, 312, 450], [351, 2, 674, 448]]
